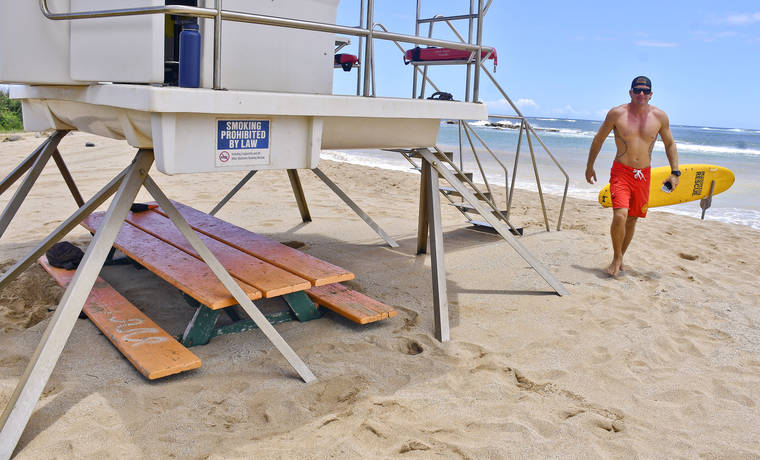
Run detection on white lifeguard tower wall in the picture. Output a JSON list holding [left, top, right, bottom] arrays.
[[0, 0, 78, 85], [0, 0, 338, 93], [199, 0, 337, 93]]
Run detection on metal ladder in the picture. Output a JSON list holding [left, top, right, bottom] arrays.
[[367, 1, 569, 234], [405, 147, 569, 296], [391, 145, 522, 235]]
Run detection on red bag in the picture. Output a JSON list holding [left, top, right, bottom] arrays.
[[403, 47, 497, 70], [334, 53, 359, 71]]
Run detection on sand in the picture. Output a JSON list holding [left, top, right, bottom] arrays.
[[1, 131, 759, 458]]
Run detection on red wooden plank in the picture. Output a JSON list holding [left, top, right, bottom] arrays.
[[125, 210, 310, 298], [39, 256, 201, 380], [83, 214, 261, 309], [306, 283, 396, 325], [151, 201, 354, 286]]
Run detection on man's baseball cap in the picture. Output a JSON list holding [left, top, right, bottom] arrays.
[[631, 76, 652, 89]]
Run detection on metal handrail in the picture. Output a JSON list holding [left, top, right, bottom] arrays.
[[461, 121, 513, 210], [372, 23, 441, 97], [39, 0, 493, 94], [409, 0, 568, 231], [461, 122, 493, 197], [430, 146, 520, 235], [489, 114, 569, 231]]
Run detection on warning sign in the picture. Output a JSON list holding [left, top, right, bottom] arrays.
[[216, 119, 271, 167]]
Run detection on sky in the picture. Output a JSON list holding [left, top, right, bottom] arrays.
[[332, 0, 760, 129]]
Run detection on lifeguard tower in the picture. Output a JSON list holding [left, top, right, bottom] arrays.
[[0, 1, 569, 456]]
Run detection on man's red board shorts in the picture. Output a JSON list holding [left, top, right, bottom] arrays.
[[609, 161, 650, 218]]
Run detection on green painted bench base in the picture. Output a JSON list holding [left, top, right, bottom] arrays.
[[179, 291, 323, 347]]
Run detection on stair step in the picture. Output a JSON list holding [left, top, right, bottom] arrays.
[[411, 167, 473, 182], [467, 220, 524, 236], [451, 203, 508, 218], [452, 171, 473, 181], [411, 150, 454, 161], [439, 186, 492, 201]]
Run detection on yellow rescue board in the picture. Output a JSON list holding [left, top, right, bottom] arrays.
[[598, 164, 735, 208]]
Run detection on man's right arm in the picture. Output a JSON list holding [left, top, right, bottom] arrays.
[[586, 109, 616, 184]]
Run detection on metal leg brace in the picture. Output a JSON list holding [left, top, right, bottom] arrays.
[[311, 168, 398, 248], [417, 161, 430, 254], [287, 169, 312, 222], [0, 131, 68, 240], [422, 158, 450, 342], [0, 166, 130, 291], [209, 170, 257, 216], [0, 149, 152, 459], [51, 149, 84, 208]]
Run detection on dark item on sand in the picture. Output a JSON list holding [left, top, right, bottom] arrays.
[[130, 203, 152, 213], [45, 242, 84, 270]]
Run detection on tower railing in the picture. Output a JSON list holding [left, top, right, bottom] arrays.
[[37, 0, 568, 230], [38, 0, 493, 96], [404, 1, 569, 231]]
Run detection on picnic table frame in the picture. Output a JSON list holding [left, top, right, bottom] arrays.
[[82, 201, 367, 347]]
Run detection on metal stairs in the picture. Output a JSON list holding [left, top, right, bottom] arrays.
[[393, 146, 520, 235], [397, 146, 569, 296]]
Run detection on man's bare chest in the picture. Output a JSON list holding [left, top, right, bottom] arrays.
[[613, 117, 660, 144]]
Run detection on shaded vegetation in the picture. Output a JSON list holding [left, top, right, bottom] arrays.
[[1, 89, 23, 131]]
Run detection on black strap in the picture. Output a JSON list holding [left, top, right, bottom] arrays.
[[428, 91, 454, 101]]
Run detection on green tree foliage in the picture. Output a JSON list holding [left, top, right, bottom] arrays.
[[0, 89, 23, 131]]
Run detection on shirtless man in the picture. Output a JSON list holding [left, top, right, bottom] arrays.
[[585, 76, 680, 277]]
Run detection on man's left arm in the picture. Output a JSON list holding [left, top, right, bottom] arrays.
[[659, 112, 680, 189]]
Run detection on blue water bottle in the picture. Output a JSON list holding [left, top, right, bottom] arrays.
[[178, 21, 201, 88]]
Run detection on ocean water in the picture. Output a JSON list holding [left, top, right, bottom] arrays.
[[322, 117, 760, 230]]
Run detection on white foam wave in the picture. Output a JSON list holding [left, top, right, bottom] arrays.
[[534, 128, 600, 139], [649, 207, 760, 230], [470, 123, 760, 156], [320, 150, 413, 174], [699, 126, 757, 134], [651, 141, 760, 156]]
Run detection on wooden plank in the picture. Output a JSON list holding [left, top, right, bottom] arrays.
[[125, 210, 311, 298], [38, 256, 202, 380], [83, 213, 261, 309], [306, 284, 397, 325], [151, 201, 354, 286]]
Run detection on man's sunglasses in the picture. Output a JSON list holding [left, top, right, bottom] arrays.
[[632, 87, 651, 95]]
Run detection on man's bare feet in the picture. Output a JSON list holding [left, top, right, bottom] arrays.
[[607, 258, 623, 277]]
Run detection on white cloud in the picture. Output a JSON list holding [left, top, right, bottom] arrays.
[[515, 98, 538, 109], [485, 98, 510, 112], [547, 105, 606, 120], [549, 105, 578, 116], [485, 97, 539, 114], [634, 40, 678, 48], [723, 12, 760, 25], [485, 98, 542, 117]]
